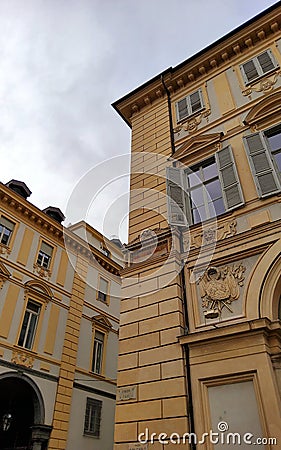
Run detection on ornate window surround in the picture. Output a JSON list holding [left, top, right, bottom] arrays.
[[90, 315, 112, 377], [16, 280, 53, 353]]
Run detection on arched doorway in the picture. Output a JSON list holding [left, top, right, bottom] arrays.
[[0, 373, 48, 450]]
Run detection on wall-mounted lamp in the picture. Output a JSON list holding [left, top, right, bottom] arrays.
[[2, 413, 12, 431]]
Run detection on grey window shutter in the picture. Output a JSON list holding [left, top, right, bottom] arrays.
[[176, 97, 189, 122], [190, 90, 203, 114], [215, 146, 244, 210], [243, 133, 280, 197], [166, 167, 188, 226], [257, 50, 275, 74], [241, 60, 259, 83]]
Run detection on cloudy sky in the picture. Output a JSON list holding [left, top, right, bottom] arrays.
[[0, 0, 277, 242]]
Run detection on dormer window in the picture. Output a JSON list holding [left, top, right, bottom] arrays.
[[240, 49, 278, 85], [99, 244, 110, 258], [176, 89, 204, 123]]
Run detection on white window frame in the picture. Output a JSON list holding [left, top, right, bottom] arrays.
[[240, 49, 278, 85], [36, 242, 53, 269], [97, 277, 109, 303], [166, 146, 244, 226], [18, 299, 41, 349], [175, 88, 204, 123]]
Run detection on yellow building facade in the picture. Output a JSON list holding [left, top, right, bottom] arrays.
[[113, 3, 281, 449], [0, 180, 123, 449]]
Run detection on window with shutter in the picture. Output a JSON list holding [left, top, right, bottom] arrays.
[[244, 127, 281, 197], [240, 49, 278, 85], [166, 147, 243, 226], [175, 89, 204, 122], [215, 146, 244, 210], [166, 167, 188, 226]]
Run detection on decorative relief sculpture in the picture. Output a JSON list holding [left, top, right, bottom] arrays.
[[174, 109, 211, 134], [0, 243, 11, 257], [242, 71, 280, 96], [11, 350, 34, 368], [199, 264, 245, 319], [183, 219, 237, 251], [33, 263, 51, 279]]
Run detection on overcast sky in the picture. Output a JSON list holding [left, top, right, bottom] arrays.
[[0, 0, 278, 243]]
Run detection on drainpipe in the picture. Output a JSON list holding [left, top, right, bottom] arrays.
[[161, 74, 175, 155], [161, 74, 196, 448]]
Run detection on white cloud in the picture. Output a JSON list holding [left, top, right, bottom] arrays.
[[0, 0, 277, 242]]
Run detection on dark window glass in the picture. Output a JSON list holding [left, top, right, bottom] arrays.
[[18, 300, 41, 349], [84, 398, 102, 437], [187, 158, 225, 224], [0, 217, 14, 245]]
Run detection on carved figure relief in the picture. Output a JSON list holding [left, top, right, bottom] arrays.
[[199, 264, 245, 319], [33, 263, 51, 279], [242, 71, 280, 97], [11, 350, 34, 368], [183, 219, 237, 251]]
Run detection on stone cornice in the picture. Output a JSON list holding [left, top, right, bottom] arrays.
[[178, 318, 281, 346], [0, 184, 122, 276], [113, 5, 281, 126]]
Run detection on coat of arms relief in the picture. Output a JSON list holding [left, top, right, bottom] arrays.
[[198, 264, 246, 319]]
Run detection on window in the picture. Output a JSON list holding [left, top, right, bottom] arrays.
[[84, 398, 102, 437], [266, 125, 281, 172], [97, 277, 109, 303], [240, 49, 278, 85], [92, 330, 104, 374], [176, 89, 204, 122], [166, 146, 244, 226], [99, 244, 110, 258], [18, 300, 41, 349], [243, 125, 281, 198], [0, 217, 15, 246], [36, 241, 53, 269], [186, 158, 225, 224]]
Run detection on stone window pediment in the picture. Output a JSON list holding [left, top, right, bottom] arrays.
[[171, 132, 224, 164], [244, 91, 281, 131]]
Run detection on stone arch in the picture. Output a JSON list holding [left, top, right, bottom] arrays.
[[24, 279, 53, 299], [0, 371, 45, 424], [244, 240, 281, 320], [260, 253, 281, 320]]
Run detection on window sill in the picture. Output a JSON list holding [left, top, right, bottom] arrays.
[[244, 68, 278, 87], [175, 108, 206, 127], [33, 263, 52, 278], [96, 298, 110, 306], [89, 371, 106, 380], [83, 432, 100, 439]]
